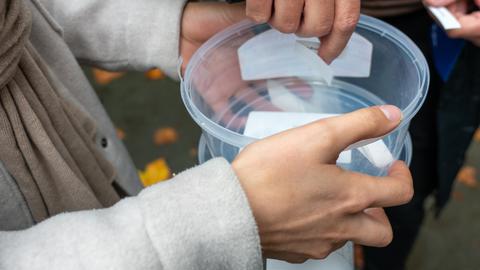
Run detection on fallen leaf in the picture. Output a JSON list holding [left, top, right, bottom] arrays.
[[116, 128, 126, 140], [456, 166, 478, 188], [189, 147, 198, 158], [92, 68, 125, 85], [452, 191, 464, 202], [139, 158, 171, 187], [153, 127, 179, 146], [145, 68, 166, 80], [474, 128, 480, 142]]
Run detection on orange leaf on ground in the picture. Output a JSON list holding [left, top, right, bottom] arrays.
[[452, 191, 464, 202], [139, 158, 171, 187], [189, 147, 198, 158], [153, 127, 179, 146], [456, 166, 478, 188], [145, 68, 166, 80], [116, 128, 126, 140], [92, 68, 125, 85], [474, 128, 480, 142]]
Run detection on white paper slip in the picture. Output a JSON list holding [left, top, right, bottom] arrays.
[[244, 111, 339, 139], [244, 111, 395, 167], [267, 79, 318, 112], [238, 29, 333, 84], [428, 6, 461, 30], [267, 79, 344, 116], [296, 33, 373, 78], [244, 111, 352, 164], [358, 140, 394, 168]]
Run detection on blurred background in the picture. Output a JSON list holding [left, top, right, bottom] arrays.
[[89, 68, 480, 270]]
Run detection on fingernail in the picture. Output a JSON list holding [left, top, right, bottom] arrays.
[[380, 105, 403, 122]]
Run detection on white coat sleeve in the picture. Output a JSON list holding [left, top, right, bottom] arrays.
[[37, 0, 188, 77], [0, 159, 262, 270]]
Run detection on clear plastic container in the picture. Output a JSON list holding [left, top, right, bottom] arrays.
[[197, 133, 412, 270], [181, 15, 428, 177]]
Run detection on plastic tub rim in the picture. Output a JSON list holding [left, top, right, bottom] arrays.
[[197, 133, 413, 167], [181, 15, 430, 148]]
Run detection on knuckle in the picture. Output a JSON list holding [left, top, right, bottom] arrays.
[[247, 12, 270, 23], [315, 121, 339, 147], [361, 108, 386, 131], [366, 107, 385, 123], [303, 23, 333, 37], [378, 227, 394, 247], [401, 182, 414, 203], [309, 250, 330, 260], [277, 20, 300, 33], [344, 180, 370, 211], [336, 15, 359, 33], [285, 256, 308, 264], [246, 2, 270, 23]]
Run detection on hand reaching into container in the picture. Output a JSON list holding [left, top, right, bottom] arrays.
[[182, 2, 313, 130], [233, 105, 413, 263], [424, 0, 480, 46], [245, 0, 361, 63]]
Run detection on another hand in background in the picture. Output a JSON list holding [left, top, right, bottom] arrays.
[[425, 0, 480, 46], [233, 105, 413, 263], [245, 0, 361, 63]]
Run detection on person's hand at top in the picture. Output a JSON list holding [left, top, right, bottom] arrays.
[[180, 1, 361, 67], [233, 105, 413, 263], [424, 0, 480, 46], [245, 0, 361, 63]]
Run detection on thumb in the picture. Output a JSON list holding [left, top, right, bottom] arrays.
[[308, 105, 402, 158]]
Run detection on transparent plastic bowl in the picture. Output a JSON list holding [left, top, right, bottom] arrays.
[[181, 15, 428, 177], [197, 133, 412, 270]]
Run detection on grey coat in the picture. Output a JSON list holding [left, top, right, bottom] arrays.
[[0, 1, 262, 269]]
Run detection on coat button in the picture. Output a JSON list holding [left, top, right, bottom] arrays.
[[101, 137, 108, 148]]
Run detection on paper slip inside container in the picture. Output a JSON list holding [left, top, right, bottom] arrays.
[[267, 79, 344, 114], [267, 79, 318, 112], [238, 29, 372, 82], [427, 6, 461, 30], [358, 140, 394, 168], [244, 111, 352, 164], [244, 111, 395, 168], [238, 29, 333, 84], [296, 33, 373, 78]]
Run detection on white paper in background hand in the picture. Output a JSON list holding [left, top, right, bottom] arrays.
[[296, 33, 373, 78], [238, 29, 333, 84], [427, 6, 461, 30], [244, 111, 394, 168]]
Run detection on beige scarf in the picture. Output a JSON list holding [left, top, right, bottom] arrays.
[[0, 0, 120, 222]]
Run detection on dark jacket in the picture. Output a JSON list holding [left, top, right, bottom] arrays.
[[437, 43, 480, 211]]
